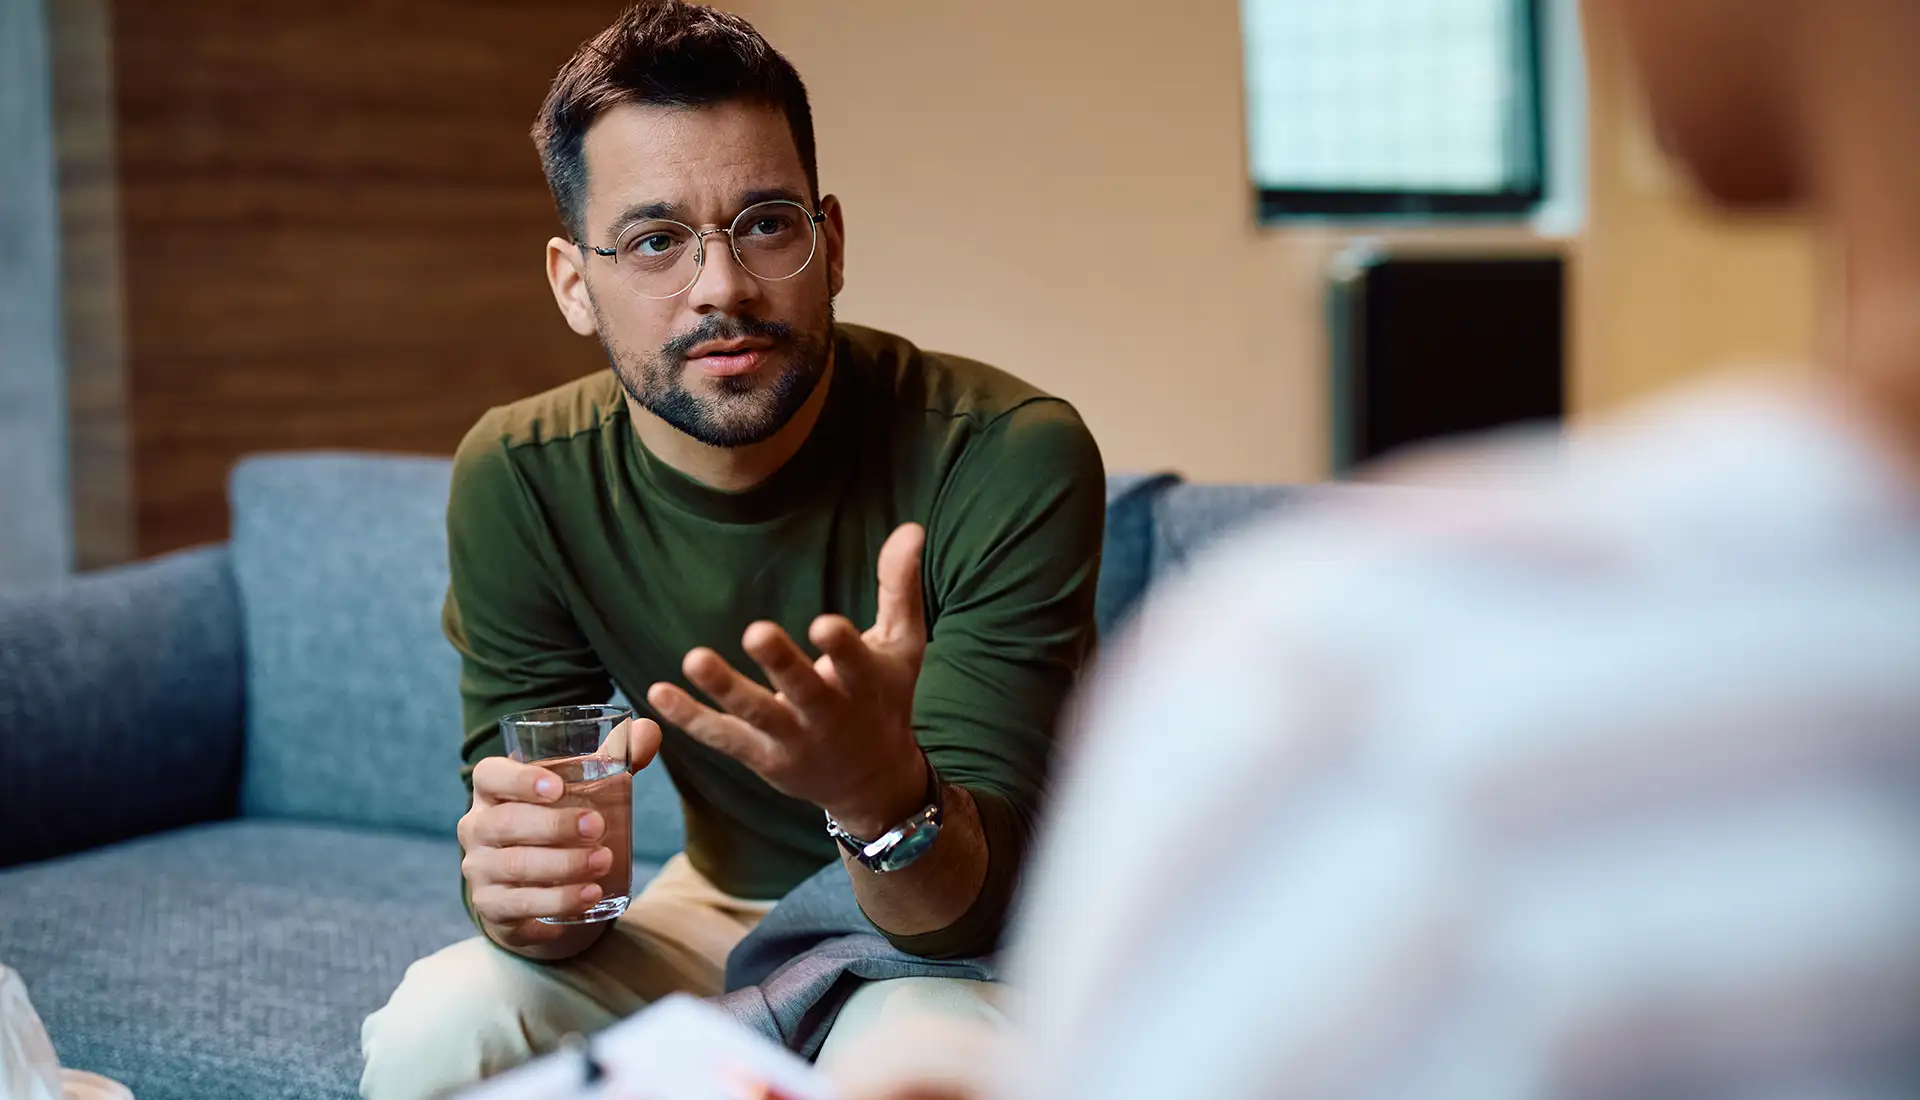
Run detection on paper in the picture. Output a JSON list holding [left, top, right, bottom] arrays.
[[460, 995, 837, 1100], [0, 967, 61, 1100]]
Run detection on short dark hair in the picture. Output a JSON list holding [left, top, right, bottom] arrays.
[[532, 1, 818, 241]]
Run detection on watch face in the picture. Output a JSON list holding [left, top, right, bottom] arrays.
[[877, 821, 940, 873]]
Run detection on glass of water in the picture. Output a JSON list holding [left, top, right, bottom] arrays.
[[498, 703, 635, 925]]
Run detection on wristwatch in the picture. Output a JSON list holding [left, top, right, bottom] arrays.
[[823, 756, 944, 874]]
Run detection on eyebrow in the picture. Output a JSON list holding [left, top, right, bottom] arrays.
[[608, 200, 680, 228], [603, 187, 814, 239], [739, 187, 809, 208]]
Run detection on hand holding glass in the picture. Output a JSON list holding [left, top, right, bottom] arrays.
[[491, 704, 640, 926]]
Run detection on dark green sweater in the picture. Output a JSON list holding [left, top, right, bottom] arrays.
[[444, 323, 1104, 957]]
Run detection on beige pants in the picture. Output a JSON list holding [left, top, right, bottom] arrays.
[[360, 855, 1003, 1100]]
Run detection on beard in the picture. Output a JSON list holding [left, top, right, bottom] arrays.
[[595, 299, 834, 449]]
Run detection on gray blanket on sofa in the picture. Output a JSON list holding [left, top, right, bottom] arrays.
[[712, 863, 997, 1059]]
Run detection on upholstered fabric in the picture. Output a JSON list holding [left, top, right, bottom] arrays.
[[0, 547, 244, 868], [228, 454, 689, 856], [1094, 473, 1182, 636], [1149, 484, 1297, 579], [0, 821, 541, 1100], [229, 453, 472, 836]]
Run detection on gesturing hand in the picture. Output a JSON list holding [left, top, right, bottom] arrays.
[[647, 523, 931, 837]]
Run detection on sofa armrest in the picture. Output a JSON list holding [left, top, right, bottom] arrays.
[[0, 547, 245, 867]]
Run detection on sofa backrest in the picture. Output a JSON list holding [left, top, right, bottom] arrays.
[[225, 454, 1301, 842], [230, 454, 471, 837], [1092, 480, 1300, 633], [1151, 484, 1299, 578]]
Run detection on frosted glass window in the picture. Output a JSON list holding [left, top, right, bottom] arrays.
[[1242, 0, 1544, 217]]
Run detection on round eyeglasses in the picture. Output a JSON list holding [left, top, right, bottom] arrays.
[[577, 199, 827, 300]]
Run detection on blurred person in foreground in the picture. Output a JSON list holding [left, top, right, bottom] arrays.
[[359, 2, 1104, 1097], [833, 1, 1920, 1098]]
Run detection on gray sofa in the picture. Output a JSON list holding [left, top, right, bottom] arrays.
[[0, 455, 1291, 1100]]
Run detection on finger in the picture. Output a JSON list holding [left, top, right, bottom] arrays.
[[648, 681, 780, 770], [470, 801, 606, 848], [601, 717, 664, 771], [810, 614, 880, 698], [472, 755, 564, 806], [471, 882, 605, 923], [680, 647, 802, 737], [464, 844, 613, 888], [813, 651, 845, 692], [873, 523, 928, 647], [743, 621, 839, 712]]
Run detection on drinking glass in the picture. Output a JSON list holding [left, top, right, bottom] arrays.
[[498, 703, 635, 925]]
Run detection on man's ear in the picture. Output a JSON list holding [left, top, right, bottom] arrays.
[[820, 194, 847, 300], [546, 237, 599, 336]]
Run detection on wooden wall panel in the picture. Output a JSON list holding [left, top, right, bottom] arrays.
[[111, 1, 629, 555]]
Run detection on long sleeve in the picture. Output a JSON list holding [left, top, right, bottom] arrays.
[[890, 398, 1106, 957], [443, 408, 612, 787]]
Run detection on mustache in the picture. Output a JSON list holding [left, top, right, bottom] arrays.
[[662, 316, 795, 362]]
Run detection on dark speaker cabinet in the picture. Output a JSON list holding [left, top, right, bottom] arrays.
[[1328, 250, 1566, 471]]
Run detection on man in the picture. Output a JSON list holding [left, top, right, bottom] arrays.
[[358, 4, 1104, 1097], [835, 1, 1920, 1098]]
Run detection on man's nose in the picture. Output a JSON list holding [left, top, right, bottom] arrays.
[[683, 231, 761, 313]]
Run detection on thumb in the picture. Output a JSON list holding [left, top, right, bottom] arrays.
[[873, 523, 927, 646]]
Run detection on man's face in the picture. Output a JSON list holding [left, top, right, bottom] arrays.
[[563, 100, 843, 447]]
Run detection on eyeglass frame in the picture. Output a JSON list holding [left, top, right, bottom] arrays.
[[574, 199, 829, 301]]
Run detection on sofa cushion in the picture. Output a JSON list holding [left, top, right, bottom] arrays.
[[229, 454, 691, 858], [0, 821, 479, 1100], [230, 454, 472, 835], [1096, 473, 1182, 636]]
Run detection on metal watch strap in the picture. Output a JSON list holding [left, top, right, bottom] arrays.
[[823, 754, 944, 874]]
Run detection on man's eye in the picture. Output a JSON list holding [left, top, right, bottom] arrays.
[[743, 214, 797, 238]]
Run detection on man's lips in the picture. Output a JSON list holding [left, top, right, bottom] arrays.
[[685, 337, 774, 378]]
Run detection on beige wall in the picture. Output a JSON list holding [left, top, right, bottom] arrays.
[[739, 0, 1818, 482], [736, 0, 1335, 482], [1574, 4, 1818, 413]]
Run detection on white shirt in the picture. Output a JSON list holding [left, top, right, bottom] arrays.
[[1010, 382, 1920, 1100]]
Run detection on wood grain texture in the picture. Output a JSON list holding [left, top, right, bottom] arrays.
[[111, 0, 628, 555]]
